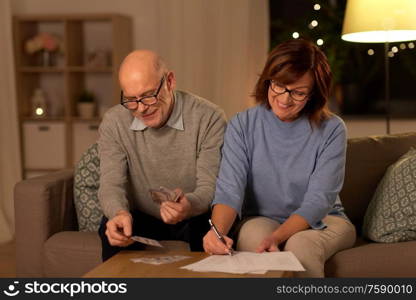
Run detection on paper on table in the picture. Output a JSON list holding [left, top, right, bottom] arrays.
[[181, 251, 305, 274]]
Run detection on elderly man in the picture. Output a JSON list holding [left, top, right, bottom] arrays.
[[97, 50, 226, 261]]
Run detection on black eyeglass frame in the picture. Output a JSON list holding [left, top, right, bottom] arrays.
[[269, 80, 312, 102], [120, 75, 166, 110]]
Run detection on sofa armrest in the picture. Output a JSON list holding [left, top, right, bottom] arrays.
[[14, 169, 77, 277]]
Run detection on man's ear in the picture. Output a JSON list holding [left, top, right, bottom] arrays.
[[166, 71, 176, 91]]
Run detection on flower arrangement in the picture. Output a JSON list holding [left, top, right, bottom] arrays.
[[25, 32, 61, 54]]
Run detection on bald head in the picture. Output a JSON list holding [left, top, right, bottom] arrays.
[[118, 50, 177, 128], [119, 50, 168, 92]]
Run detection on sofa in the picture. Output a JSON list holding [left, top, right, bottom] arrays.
[[14, 132, 416, 277]]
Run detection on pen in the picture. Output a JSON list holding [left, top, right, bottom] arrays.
[[208, 219, 233, 256]]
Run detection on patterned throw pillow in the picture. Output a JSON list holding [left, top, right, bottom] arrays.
[[363, 148, 416, 242], [73, 143, 103, 232]]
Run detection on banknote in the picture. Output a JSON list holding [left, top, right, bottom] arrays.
[[131, 236, 163, 247], [149, 186, 181, 204], [131, 255, 190, 265]]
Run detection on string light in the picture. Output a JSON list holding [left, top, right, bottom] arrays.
[[292, 32, 300, 39], [391, 46, 398, 53], [367, 49, 375, 55], [388, 51, 394, 58], [317, 39, 324, 46], [408, 42, 415, 49], [314, 4, 321, 10], [311, 20, 318, 28], [400, 43, 406, 50]]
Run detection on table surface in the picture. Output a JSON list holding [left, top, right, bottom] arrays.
[[83, 250, 293, 278]]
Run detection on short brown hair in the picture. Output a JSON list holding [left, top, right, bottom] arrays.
[[253, 39, 332, 126]]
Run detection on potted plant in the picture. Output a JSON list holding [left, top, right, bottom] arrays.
[[77, 90, 96, 119]]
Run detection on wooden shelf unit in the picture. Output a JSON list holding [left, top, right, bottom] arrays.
[[13, 14, 132, 178]]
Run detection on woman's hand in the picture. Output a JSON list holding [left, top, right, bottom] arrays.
[[256, 234, 280, 253], [203, 229, 234, 255], [257, 214, 310, 252]]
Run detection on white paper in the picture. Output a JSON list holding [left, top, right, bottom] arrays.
[[131, 236, 163, 247], [181, 251, 305, 274]]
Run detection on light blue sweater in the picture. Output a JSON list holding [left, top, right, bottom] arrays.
[[212, 105, 348, 229]]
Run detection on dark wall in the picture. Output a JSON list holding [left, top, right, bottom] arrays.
[[269, 0, 416, 116]]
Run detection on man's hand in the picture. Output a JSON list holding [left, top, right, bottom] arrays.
[[203, 229, 233, 255], [160, 188, 191, 224], [105, 210, 134, 247]]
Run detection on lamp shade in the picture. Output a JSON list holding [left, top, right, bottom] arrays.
[[342, 0, 416, 43]]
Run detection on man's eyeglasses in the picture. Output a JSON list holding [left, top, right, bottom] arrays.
[[269, 80, 311, 102], [120, 75, 166, 110]]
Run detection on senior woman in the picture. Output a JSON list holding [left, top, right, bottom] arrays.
[[203, 39, 356, 277]]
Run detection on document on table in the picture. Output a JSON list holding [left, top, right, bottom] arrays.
[[181, 251, 305, 274]]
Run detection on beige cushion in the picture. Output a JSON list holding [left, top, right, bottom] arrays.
[[363, 148, 416, 242], [43, 231, 102, 277], [325, 238, 416, 277]]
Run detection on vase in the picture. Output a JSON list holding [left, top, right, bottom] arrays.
[[42, 51, 54, 67]]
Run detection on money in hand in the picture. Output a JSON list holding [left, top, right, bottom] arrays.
[[130, 236, 163, 247], [149, 186, 180, 204]]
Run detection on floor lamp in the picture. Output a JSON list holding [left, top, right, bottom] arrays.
[[341, 0, 416, 134]]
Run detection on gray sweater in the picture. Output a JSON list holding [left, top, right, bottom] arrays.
[[98, 90, 226, 219]]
